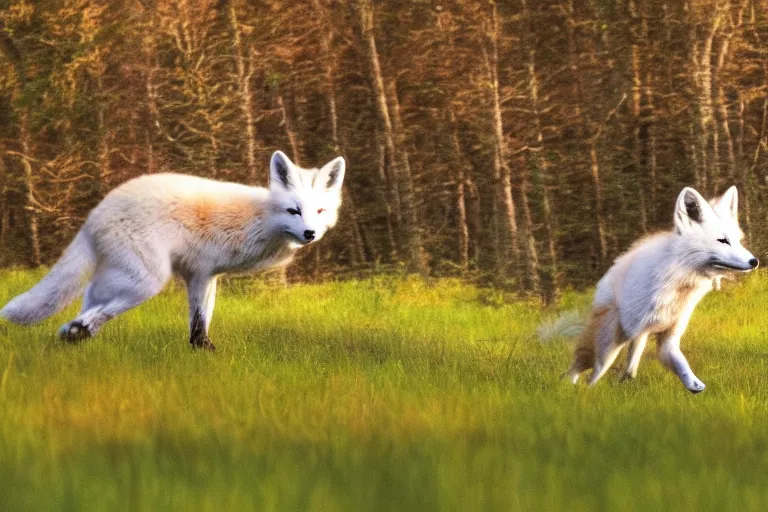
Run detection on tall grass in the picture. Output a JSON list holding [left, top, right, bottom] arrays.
[[1, 270, 767, 511]]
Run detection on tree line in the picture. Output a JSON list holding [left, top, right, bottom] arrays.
[[0, 0, 766, 302]]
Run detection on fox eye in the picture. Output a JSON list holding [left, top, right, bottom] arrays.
[[317, 208, 325, 214], [717, 237, 730, 245], [287, 207, 301, 216]]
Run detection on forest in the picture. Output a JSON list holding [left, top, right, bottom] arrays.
[[0, 0, 766, 302]]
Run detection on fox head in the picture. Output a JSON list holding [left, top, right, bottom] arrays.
[[673, 185, 758, 274], [268, 150, 345, 247]]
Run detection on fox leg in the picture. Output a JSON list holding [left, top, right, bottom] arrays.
[[59, 261, 170, 341], [658, 326, 705, 393], [620, 332, 649, 381], [588, 309, 625, 387], [185, 275, 218, 350], [588, 342, 624, 386]]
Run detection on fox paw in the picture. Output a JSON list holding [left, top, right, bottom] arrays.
[[189, 334, 216, 351], [58, 321, 92, 342], [619, 372, 635, 382]]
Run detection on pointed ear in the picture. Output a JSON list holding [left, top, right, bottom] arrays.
[[714, 185, 738, 219], [316, 156, 345, 193], [674, 187, 709, 234], [270, 151, 299, 189]]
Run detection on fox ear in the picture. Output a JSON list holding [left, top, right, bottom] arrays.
[[316, 156, 345, 193], [674, 187, 708, 234], [270, 151, 299, 189], [714, 185, 738, 219]]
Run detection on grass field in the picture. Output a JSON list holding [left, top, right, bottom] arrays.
[[1, 269, 768, 511]]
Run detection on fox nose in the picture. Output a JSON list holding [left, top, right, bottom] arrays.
[[304, 230, 315, 241], [749, 258, 759, 269]]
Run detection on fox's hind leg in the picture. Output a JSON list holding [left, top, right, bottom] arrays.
[[588, 308, 625, 387], [184, 274, 218, 351], [59, 258, 170, 342], [620, 332, 649, 381], [588, 342, 624, 386], [567, 346, 593, 384]]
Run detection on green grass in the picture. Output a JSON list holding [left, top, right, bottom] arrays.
[[1, 270, 768, 511]]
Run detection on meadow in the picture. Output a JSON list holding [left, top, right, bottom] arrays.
[[1, 269, 768, 511]]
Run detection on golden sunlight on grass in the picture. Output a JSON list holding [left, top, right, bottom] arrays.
[[1, 271, 768, 510]]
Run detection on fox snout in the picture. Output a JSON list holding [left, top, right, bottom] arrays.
[[740, 250, 759, 271], [304, 230, 315, 242], [725, 254, 758, 272], [708, 248, 758, 272]]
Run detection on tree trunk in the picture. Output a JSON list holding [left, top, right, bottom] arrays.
[[441, 16, 473, 271], [312, 0, 340, 154], [341, 188, 368, 265], [277, 89, 301, 162], [523, 0, 559, 302], [207, 124, 220, 178], [0, 26, 39, 266], [0, 138, 9, 246], [588, 143, 607, 260], [359, 3, 401, 232], [96, 75, 110, 197], [713, 3, 741, 188], [312, 0, 368, 265], [689, 123, 701, 188], [565, 0, 607, 267], [20, 112, 40, 267], [692, 5, 719, 193], [375, 130, 399, 260], [465, 177, 481, 267], [485, 1, 520, 280], [629, 0, 648, 233], [356, 0, 425, 272], [386, 80, 425, 273], [229, 4, 258, 182], [0, 144, 7, 246], [644, 68, 658, 223], [519, 174, 541, 294], [449, 109, 470, 270], [736, 91, 750, 237], [145, 51, 159, 174]]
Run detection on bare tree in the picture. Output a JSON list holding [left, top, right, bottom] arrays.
[[229, 2, 259, 181], [482, 1, 521, 279], [355, 0, 425, 272]]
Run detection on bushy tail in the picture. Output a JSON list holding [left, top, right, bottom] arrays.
[[0, 231, 96, 324], [537, 309, 587, 342]]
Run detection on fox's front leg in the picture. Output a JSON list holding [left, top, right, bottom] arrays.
[[620, 332, 649, 381], [184, 274, 218, 350], [657, 316, 705, 393]]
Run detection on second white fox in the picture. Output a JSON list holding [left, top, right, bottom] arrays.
[[567, 186, 757, 392]]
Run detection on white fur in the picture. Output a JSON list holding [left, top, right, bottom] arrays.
[[569, 186, 757, 392], [0, 151, 345, 348]]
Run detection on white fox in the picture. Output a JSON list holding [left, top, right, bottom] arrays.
[[565, 186, 757, 392], [0, 151, 345, 349]]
